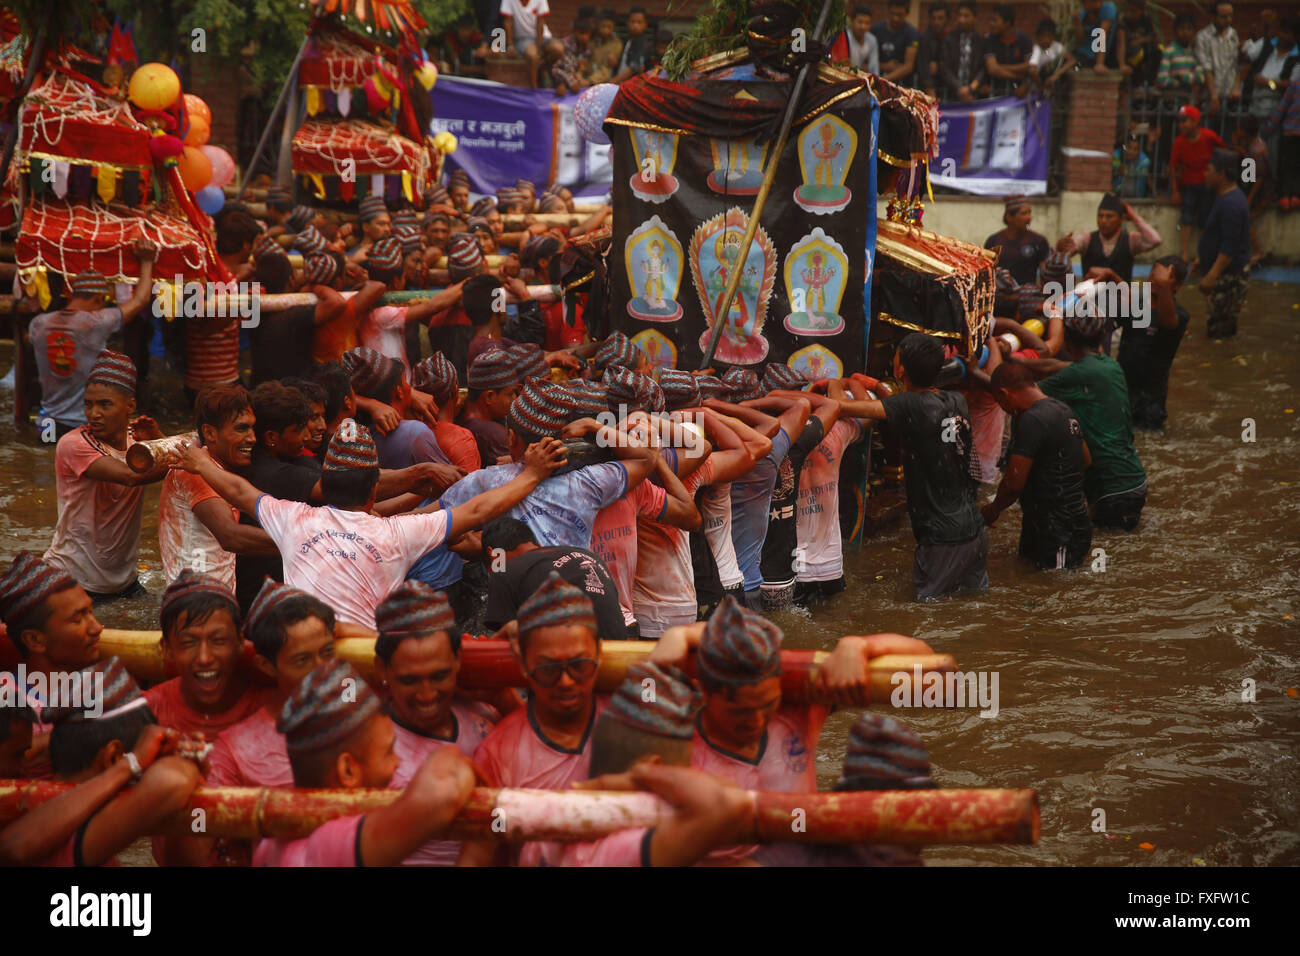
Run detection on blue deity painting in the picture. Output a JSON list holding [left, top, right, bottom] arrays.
[[625, 216, 684, 322], [782, 227, 848, 337], [706, 136, 768, 195], [628, 128, 679, 204], [788, 344, 843, 383], [794, 114, 856, 214]]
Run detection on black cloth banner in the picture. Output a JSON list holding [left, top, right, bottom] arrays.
[[608, 73, 875, 379]]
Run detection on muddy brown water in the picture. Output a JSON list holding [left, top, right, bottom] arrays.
[[2, 281, 1297, 867]]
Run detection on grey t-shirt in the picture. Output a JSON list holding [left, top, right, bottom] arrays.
[[29, 307, 124, 425]]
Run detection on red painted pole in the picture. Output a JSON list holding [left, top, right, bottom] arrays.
[[0, 779, 1038, 845]]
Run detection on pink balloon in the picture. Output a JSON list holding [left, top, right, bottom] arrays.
[[201, 145, 236, 188]]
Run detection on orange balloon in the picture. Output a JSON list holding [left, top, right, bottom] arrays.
[[177, 145, 213, 191], [184, 93, 211, 124], [184, 115, 210, 147]]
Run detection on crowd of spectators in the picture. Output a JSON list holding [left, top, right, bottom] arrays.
[[432, 5, 673, 95], [431, 2, 1298, 214]]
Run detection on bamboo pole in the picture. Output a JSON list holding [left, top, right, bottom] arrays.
[[96, 630, 955, 707], [198, 284, 560, 314], [0, 779, 1038, 845], [698, 0, 837, 370]]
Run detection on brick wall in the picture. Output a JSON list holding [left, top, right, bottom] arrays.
[[1063, 71, 1121, 191], [187, 55, 246, 159]]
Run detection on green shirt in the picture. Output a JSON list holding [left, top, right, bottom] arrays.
[[1040, 353, 1146, 501]]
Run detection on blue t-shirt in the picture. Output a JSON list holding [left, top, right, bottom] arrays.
[[1198, 187, 1251, 273], [729, 427, 792, 591], [374, 420, 451, 471], [405, 503, 462, 589], [438, 460, 629, 549], [1076, 1, 1117, 61]]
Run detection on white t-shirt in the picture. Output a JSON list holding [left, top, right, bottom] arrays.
[[699, 481, 743, 589], [159, 467, 240, 591], [500, 0, 550, 41], [1029, 41, 1065, 69], [254, 496, 450, 630], [360, 305, 411, 373], [631, 457, 714, 617], [795, 419, 861, 583]]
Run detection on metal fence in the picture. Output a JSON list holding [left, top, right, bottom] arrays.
[[1123, 85, 1251, 198]]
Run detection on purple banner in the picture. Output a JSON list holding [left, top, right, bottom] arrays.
[[931, 95, 1052, 196], [429, 76, 611, 198]]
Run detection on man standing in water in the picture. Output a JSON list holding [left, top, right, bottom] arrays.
[[1194, 148, 1252, 340], [822, 334, 987, 601], [983, 363, 1092, 570], [44, 351, 171, 602]]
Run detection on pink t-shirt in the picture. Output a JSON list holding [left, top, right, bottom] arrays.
[[159, 466, 240, 591], [253, 814, 364, 866], [253, 496, 450, 630], [631, 457, 714, 619], [691, 707, 820, 863], [208, 707, 291, 787], [589, 480, 666, 626], [474, 697, 609, 789], [795, 419, 861, 583], [44, 426, 145, 594], [518, 825, 649, 867], [964, 387, 1004, 484], [360, 305, 411, 372], [391, 701, 498, 866], [700, 481, 743, 589]]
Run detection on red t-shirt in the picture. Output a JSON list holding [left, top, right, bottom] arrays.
[[432, 421, 482, 472], [1170, 128, 1225, 187]]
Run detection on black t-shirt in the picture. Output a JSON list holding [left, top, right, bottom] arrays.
[[761, 417, 825, 584], [872, 21, 920, 75], [881, 391, 982, 546], [485, 546, 627, 640], [234, 448, 322, 613], [984, 230, 1051, 286], [1006, 397, 1091, 559], [1117, 303, 1190, 427], [249, 304, 316, 387], [985, 30, 1033, 95]]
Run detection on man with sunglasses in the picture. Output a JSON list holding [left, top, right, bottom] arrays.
[[461, 572, 606, 865]]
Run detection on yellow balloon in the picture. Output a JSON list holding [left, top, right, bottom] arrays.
[[415, 62, 438, 90], [1023, 318, 1045, 338], [128, 62, 181, 111], [433, 131, 458, 154]]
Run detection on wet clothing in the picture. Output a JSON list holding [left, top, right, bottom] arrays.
[[880, 391, 983, 547], [914, 525, 990, 600], [1006, 397, 1091, 569], [485, 546, 626, 639], [760, 419, 825, 592], [29, 306, 123, 426], [1117, 303, 1190, 429], [1040, 353, 1146, 505]]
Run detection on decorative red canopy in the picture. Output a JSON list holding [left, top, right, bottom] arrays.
[[16, 198, 212, 283], [17, 70, 151, 169], [292, 118, 427, 179]]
